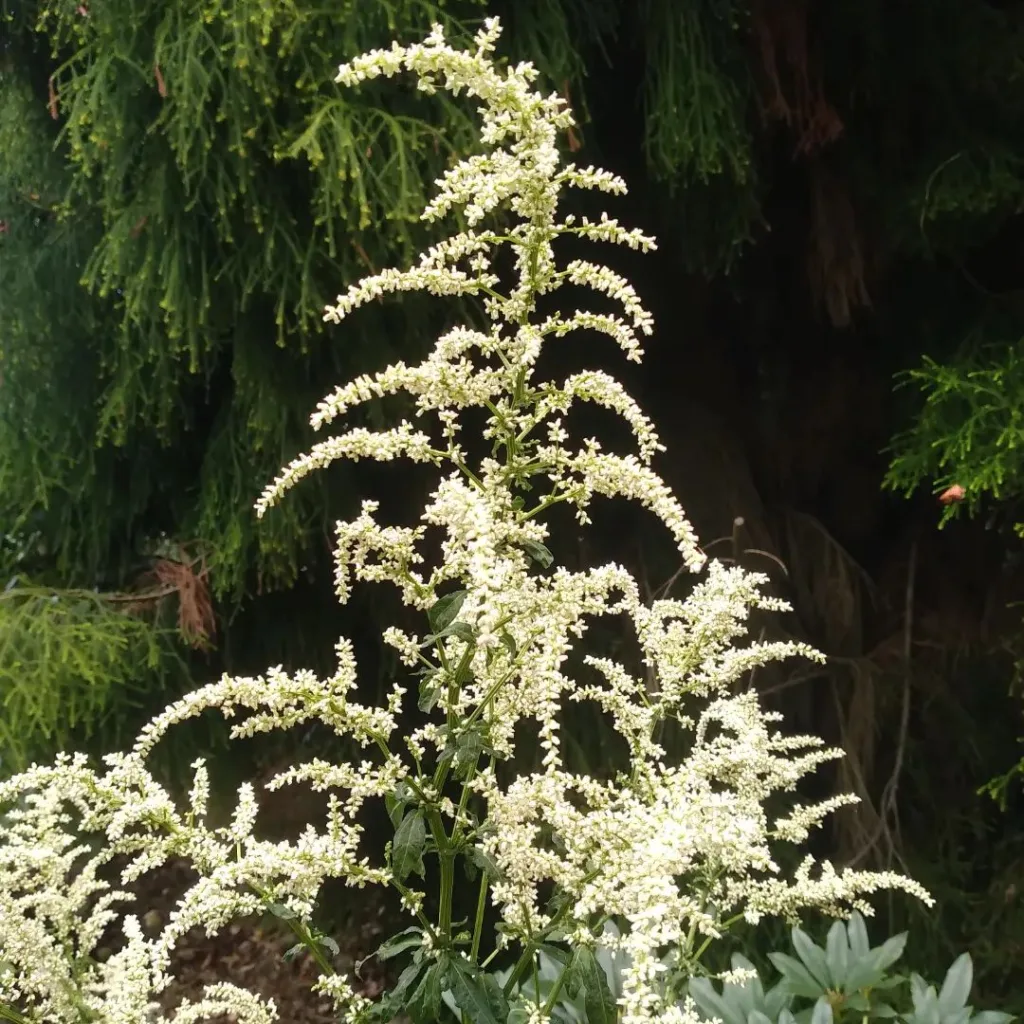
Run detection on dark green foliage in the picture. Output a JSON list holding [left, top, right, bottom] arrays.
[[886, 336, 1024, 521]]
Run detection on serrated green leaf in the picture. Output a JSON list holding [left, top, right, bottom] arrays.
[[791, 927, 831, 989], [468, 844, 502, 881], [428, 590, 468, 632], [539, 943, 572, 967], [375, 927, 424, 962], [573, 947, 618, 1024], [446, 955, 507, 1024], [392, 809, 427, 881], [385, 960, 428, 1015], [385, 788, 410, 830], [417, 672, 441, 712], [454, 726, 483, 775], [520, 539, 554, 568], [448, 620, 477, 642], [938, 954, 973, 1016], [407, 958, 446, 1024], [769, 952, 826, 1000], [421, 620, 478, 648]]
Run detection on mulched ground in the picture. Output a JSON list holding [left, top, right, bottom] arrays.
[[116, 861, 394, 1022]]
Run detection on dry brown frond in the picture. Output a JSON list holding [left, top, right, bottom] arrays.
[[750, 0, 843, 154], [111, 547, 216, 649]]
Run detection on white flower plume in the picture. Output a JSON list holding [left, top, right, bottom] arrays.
[[0, 18, 931, 1024]]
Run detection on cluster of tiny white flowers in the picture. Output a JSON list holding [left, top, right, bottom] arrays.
[[0, 18, 934, 1024]]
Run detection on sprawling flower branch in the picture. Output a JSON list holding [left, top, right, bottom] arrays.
[[0, 18, 931, 1024]]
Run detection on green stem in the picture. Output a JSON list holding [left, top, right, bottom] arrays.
[[541, 964, 571, 1015], [469, 870, 489, 963], [690, 912, 745, 963], [252, 882, 336, 977], [450, 454, 485, 489], [438, 851, 455, 939], [423, 806, 455, 940], [0, 1003, 32, 1024]]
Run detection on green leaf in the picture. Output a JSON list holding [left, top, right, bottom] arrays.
[[869, 1004, 900, 1018], [417, 672, 441, 713], [376, 927, 425, 962], [765, 979, 793, 1021], [429, 590, 468, 632], [520, 539, 554, 568], [421, 620, 478, 647], [768, 952, 827, 1000], [392, 809, 427, 881], [689, 978, 740, 1024], [722, 961, 757, 1020], [539, 943, 572, 968], [499, 630, 518, 657], [791, 927, 831, 989], [846, 932, 906, 992], [265, 902, 298, 921], [938, 954, 972, 1015], [848, 913, 870, 959], [283, 942, 306, 962], [811, 997, 834, 1024], [469, 845, 502, 881], [871, 933, 908, 973], [448, 620, 477, 643], [317, 935, 340, 957], [971, 1013, 1015, 1024], [406, 957, 446, 1024], [825, 920, 850, 988], [454, 725, 484, 777], [874, 975, 906, 990], [446, 955, 508, 1024], [383, 961, 428, 1017], [507, 996, 533, 1024], [729, 953, 764, 1006], [910, 974, 935, 1010], [385, 784, 412, 829], [571, 947, 618, 1024]]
